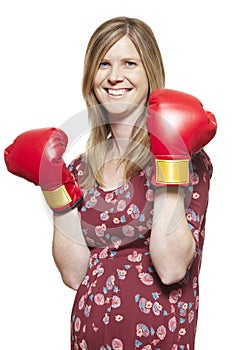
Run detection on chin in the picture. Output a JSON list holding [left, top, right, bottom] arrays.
[[105, 101, 139, 116]]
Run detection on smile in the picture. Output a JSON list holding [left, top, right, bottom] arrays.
[[106, 88, 131, 96]]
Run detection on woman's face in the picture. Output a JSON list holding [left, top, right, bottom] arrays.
[[93, 35, 149, 119]]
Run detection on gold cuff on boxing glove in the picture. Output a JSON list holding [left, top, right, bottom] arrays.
[[42, 185, 72, 209], [155, 159, 189, 185]]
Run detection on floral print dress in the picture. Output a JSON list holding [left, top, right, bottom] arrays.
[[69, 150, 213, 350]]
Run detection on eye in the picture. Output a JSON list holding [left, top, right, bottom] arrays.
[[124, 61, 137, 68], [99, 61, 109, 69]]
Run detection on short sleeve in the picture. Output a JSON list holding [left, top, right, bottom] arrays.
[[68, 154, 87, 185], [186, 150, 213, 228], [185, 149, 213, 273]]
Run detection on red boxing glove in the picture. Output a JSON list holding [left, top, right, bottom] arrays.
[[146, 88, 217, 186], [4, 127, 83, 213]]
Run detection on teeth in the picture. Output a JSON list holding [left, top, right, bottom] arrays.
[[108, 89, 128, 96]]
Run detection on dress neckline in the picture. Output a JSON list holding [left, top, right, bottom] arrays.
[[96, 181, 129, 193]]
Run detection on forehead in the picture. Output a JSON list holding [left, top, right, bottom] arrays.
[[104, 35, 140, 59]]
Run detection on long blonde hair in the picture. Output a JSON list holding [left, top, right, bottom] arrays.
[[81, 16, 165, 189]]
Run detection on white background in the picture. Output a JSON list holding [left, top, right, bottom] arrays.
[[0, 0, 231, 348]]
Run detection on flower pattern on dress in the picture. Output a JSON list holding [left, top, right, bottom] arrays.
[[70, 150, 213, 350]]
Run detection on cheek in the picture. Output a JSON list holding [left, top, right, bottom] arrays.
[[93, 88, 102, 104], [94, 71, 106, 88], [135, 75, 149, 97], [93, 75, 101, 98], [139, 73, 149, 89], [130, 69, 148, 91]]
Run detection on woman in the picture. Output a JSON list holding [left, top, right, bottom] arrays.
[[53, 17, 215, 349], [4, 17, 216, 349]]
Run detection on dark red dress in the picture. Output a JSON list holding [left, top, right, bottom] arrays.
[[69, 150, 213, 350]]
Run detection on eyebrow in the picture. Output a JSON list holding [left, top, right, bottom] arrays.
[[122, 57, 141, 61], [102, 56, 142, 62]]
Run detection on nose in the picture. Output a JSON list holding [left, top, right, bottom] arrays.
[[108, 65, 124, 83]]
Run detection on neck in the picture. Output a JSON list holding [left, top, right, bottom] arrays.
[[109, 107, 145, 149]]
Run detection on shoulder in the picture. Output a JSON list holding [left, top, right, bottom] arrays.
[[68, 154, 88, 183], [188, 149, 213, 205], [191, 149, 213, 179]]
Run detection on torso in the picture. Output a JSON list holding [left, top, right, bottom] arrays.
[[69, 150, 213, 349]]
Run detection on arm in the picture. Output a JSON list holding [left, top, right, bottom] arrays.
[[146, 88, 217, 285], [52, 210, 90, 290], [150, 186, 195, 285], [4, 127, 89, 289]]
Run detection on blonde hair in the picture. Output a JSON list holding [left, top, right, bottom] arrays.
[[81, 16, 165, 189]]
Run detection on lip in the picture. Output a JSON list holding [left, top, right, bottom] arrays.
[[104, 88, 132, 97]]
